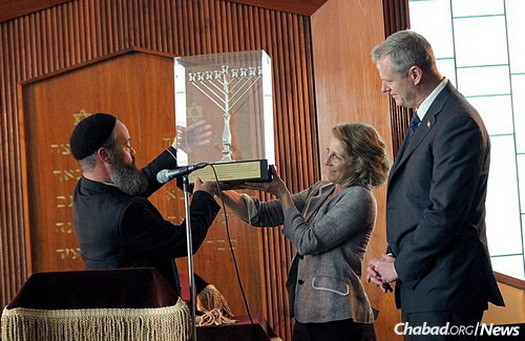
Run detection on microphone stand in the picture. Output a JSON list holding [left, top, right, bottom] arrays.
[[182, 174, 198, 341]]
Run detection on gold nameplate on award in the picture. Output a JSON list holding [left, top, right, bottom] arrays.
[[188, 159, 270, 183]]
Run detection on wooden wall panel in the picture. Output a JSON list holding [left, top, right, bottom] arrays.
[[382, 0, 412, 156], [224, 0, 328, 16], [0, 20, 28, 307], [0, 0, 74, 23], [0, 0, 318, 339], [310, 0, 400, 339]]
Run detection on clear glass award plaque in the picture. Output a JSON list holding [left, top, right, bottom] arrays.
[[174, 50, 274, 182]]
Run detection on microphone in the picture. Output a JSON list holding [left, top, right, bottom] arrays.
[[156, 162, 208, 184]]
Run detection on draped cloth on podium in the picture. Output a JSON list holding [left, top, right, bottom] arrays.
[[1, 268, 191, 341]]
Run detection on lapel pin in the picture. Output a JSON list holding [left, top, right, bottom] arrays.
[[427, 121, 431, 127]]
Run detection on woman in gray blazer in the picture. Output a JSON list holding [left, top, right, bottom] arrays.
[[220, 122, 390, 341]]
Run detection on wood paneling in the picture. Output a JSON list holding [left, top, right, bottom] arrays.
[[0, 0, 328, 24], [0, 1, 318, 339], [383, 0, 413, 156], [224, 0, 328, 16], [311, 0, 401, 339], [0, 0, 74, 23]]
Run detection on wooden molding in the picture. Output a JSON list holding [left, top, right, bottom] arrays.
[[0, 0, 328, 23], [0, 0, 74, 23], [19, 47, 177, 84], [223, 0, 328, 15], [495, 272, 525, 290]]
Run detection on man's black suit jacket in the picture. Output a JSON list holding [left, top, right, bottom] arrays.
[[73, 147, 220, 294], [387, 82, 505, 313]]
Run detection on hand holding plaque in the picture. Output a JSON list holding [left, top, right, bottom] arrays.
[[236, 165, 284, 196]]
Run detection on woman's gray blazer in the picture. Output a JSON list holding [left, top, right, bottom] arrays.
[[241, 180, 377, 324]]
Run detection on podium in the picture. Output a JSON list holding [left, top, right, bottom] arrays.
[[1, 268, 191, 341]]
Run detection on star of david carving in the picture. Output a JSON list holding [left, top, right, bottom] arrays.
[[73, 109, 91, 125]]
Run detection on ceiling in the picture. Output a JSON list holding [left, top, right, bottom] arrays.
[[0, 0, 328, 23]]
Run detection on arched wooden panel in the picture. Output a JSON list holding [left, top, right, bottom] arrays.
[[19, 51, 178, 272], [0, 1, 318, 339]]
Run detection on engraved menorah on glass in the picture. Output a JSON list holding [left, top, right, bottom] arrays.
[[188, 65, 263, 162], [174, 50, 274, 183]]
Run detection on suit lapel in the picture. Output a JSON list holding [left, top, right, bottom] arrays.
[[389, 84, 453, 180]]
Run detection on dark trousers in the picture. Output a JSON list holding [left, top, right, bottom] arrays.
[[401, 310, 484, 341], [293, 319, 376, 341]]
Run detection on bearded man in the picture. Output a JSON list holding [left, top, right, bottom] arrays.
[[70, 113, 219, 295]]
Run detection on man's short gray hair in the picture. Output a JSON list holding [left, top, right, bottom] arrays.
[[371, 29, 436, 76]]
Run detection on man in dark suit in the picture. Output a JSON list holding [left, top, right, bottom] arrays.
[[70, 113, 219, 295], [366, 30, 504, 340]]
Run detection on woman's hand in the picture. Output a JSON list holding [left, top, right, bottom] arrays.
[[241, 165, 289, 198], [241, 165, 294, 213]]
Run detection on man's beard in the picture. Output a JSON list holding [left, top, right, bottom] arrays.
[[109, 152, 149, 195]]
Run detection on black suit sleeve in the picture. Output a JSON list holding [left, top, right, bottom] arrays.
[[140, 147, 178, 198], [121, 190, 220, 259]]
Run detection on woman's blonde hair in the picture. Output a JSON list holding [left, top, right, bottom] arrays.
[[332, 122, 390, 189]]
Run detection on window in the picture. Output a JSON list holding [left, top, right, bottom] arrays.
[[409, 0, 525, 279]]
